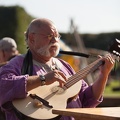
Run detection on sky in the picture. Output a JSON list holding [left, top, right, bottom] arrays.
[[0, 0, 120, 34]]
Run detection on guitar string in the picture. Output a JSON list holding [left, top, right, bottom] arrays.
[[66, 58, 102, 88], [64, 58, 103, 89], [64, 60, 102, 88]]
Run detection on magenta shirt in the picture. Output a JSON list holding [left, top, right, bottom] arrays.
[[0, 55, 102, 120]]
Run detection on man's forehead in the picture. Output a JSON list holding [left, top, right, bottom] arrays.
[[39, 25, 58, 34]]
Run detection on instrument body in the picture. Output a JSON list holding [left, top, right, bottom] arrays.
[[13, 81, 82, 119]]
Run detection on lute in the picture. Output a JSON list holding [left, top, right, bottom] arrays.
[[12, 39, 120, 120]]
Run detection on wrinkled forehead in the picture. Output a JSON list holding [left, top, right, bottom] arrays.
[[41, 23, 58, 34]]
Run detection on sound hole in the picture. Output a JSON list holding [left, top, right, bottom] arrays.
[[51, 86, 65, 94]]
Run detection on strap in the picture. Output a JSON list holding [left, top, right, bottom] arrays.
[[21, 49, 33, 75], [14, 50, 33, 120], [0, 108, 5, 120]]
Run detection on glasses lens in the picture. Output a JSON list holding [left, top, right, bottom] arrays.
[[48, 35, 53, 40], [47, 34, 61, 40]]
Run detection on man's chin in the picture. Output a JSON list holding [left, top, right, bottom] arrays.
[[50, 51, 59, 57], [41, 53, 57, 58], [49, 49, 59, 56]]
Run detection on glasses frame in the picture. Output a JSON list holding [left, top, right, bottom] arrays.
[[32, 33, 61, 40]]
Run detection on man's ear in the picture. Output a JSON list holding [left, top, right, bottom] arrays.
[[28, 33, 35, 44], [0, 50, 6, 62]]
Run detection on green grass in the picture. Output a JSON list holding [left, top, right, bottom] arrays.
[[104, 79, 120, 97]]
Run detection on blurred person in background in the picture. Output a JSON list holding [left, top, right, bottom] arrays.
[[0, 37, 19, 66], [0, 37, 19, 120]]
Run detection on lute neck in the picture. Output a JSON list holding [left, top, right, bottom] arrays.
[[64, 58, 104, 89]]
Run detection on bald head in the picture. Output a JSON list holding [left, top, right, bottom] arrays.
[[25, 18, 56, 41]]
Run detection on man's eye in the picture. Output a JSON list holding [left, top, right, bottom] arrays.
[[47, 35, 53, 40]]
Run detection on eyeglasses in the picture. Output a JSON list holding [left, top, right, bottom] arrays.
[[47, 34, 61, 40], [32, 33, 61, 40]]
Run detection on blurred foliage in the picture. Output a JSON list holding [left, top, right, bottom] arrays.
[[60, 32, 120, 51], [60, 33, 77, 47], [82, 33, 120, 51], [0, 6, 33, 53], [104, 79, 120, 97]]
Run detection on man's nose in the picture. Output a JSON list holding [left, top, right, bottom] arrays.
[[51, 36, 59, 43]]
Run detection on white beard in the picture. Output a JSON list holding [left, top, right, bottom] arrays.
[[37, 43, 60, 57]]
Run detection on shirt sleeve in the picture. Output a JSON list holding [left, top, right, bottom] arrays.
[[0, 56, 29, 106], [78, 80, 103, 108]]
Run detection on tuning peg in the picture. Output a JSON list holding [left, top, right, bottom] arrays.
[[116, 38, 120, 44]]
